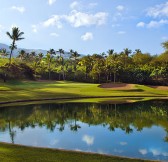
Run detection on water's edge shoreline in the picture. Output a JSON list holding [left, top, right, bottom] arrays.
[[0, 96, 166, 161], [0, 95, 168, 105], [0, 142, 158, 162]]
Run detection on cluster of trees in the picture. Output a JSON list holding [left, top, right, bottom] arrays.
[[0, 100, 168, 143], [1, 27, 168, 85]]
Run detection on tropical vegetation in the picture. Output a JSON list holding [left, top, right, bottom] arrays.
[[0, 27, 168, 85]]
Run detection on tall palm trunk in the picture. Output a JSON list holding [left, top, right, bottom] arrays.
[[74, 57, 77, 81], [60, 64, 65, 80], [9, 40, 15, 65], [113, 72, 116, 83], [48, 62, 51, 80]]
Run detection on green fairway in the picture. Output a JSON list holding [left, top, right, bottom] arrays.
[[0, 81, 167, 103], [0, 80, 168, 104], [0, 143, 155, 162]]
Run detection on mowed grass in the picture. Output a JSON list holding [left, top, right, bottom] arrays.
[[0, 80, 168, 103], [0, 143, 155, 162]]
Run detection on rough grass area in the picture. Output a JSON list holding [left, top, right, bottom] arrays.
[[0, 143, 155, 162], [0, 81, 168, 103]]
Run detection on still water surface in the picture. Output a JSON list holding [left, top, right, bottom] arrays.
[[0, 100, 168, 161]]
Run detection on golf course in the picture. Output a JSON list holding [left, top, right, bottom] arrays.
[[0, 81, 168, 104], [0, 80, 167, 162], [1, 0, 168, 161]]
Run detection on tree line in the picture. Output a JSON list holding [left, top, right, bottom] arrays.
[[0, 27, 168, 85]]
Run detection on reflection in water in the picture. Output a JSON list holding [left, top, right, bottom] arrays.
[[0, 100, 168, 160], [82, 135, 94, 146]]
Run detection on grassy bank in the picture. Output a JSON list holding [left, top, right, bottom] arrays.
[[0, 80, 168, 104], [0, 143, 155, 162]]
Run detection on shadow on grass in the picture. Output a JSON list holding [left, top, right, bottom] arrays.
[[5, 81, 89, 90], [117, 89, 145, 92]]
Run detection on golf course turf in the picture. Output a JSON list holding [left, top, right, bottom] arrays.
[[0, 80, 168, 104], [0, 80, 167, 162]]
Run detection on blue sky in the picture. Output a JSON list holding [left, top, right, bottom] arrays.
[[0, 0, 168, 55]]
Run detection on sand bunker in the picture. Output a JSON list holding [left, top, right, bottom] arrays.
[[100, 83, 134, 90], [149, 86, 168, 90]]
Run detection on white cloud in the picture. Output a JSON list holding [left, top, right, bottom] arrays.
[[11, 6, 25, 13], [147, 2, 168, 18], [163, 152, 168, 156], [50, 33, 59, 37], [43, 15, 62, 28], [139, 148, 168, 157], [119, 142, 127, 146], [149, 149, 168, 156], [43, 10, 108, 28], [116, 5, 125, 11], [81, 32, 93, 41], [137, 22, 145, 27], [50, 139, 59, 146], [137, 19, 168, 28], [138, 2, 168, 29], [70, 2, 98, 10], [31, 25, 38, 33], [70, 1, 79, 9], [64, 10, 108, 27], [139, 149, 148, 155], [147, 19, 168, 28], [82, 135, 94, 145], [118, 31, 126, 35], [48, 0, 56, 5]]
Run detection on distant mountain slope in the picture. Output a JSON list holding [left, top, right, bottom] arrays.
[[0, 43, 9, 51], [0, 43, 83, 58], [0, 43, 47, 57]]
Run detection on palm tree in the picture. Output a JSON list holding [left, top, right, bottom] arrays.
[[162, 41, 168, 52], [18, 50, 26, 61], [30, 51, 36, 61], [46, 49, 55, 80], [107, 49, 114, 56], [0, 48, 9, 58], [57, 49, 65, 80], [78, 55, 93, 79], [70, 112, 81, 132], [6, 27, 24, 65], [70, 50, 80, 80], [123, 48, 132, 69], [123, 48, 132, 57], [134, 49, 141, 54], [106, 53, 120, 83], [38, 53, 44, 62]]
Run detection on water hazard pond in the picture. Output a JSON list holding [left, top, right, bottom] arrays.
[[0, 99, 168, 161]]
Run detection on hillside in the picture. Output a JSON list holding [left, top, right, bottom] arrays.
[[0, 43, 83, 58]]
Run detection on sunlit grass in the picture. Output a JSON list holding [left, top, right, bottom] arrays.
[[0, 81, 168, 103]]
